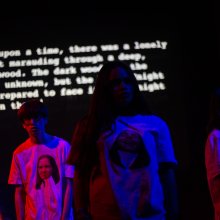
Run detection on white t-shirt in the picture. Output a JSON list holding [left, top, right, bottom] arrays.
[[8, 136, 74, 220], [90, 114, 177, 220]]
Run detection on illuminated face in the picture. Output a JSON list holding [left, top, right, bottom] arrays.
[[22, 116, 47, 138], [109, 67, 134, 107], [37, 157, 52, 180]]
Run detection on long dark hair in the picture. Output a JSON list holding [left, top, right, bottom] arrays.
[[67, 61, 151, 173], [36, 154, 60, 189], [207, 87, 220, 133]]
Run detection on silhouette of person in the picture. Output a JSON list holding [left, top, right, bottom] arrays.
[[67, 61, 179, 220]]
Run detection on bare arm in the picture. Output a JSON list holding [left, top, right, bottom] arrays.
[[159, 166, 179, 220], [62, 178, 73, 220], [15, 185, 26, 220]]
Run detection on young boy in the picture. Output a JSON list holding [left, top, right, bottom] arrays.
[[8, 99, 74, 220]]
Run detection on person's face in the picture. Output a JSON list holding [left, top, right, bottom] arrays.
[[38, 157, 52, 180], [108, 67, 134, 107], [22, 116, 47, 138]]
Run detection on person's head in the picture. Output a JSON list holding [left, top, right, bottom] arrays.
[[17, 99, 48, 138], [90, 61, 151, 118], [36, 154, 60, 189], [67, 61, 151, 169], [207, 87, 220, 133]]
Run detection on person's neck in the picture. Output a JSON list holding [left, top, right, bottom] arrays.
[[30, 133, 52, 145], [117, 108, 136, 116], [114, 103, 137, 116]]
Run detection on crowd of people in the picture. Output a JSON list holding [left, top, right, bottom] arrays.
[[6, 60, 219, 220]]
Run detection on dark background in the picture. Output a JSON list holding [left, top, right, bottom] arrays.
[[0, 1, 219, 219]]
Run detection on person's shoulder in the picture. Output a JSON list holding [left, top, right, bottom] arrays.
[[140, 114, 170, 131], [54, 136, 71, 147], [52, 137, 72, 157], [13, 139, 32, 155], [141, 114, 166, 123], [206, 129, 220, 149], [208, 129, 220, 139]]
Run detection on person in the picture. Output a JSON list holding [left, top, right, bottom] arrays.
[[205, 88, 220, 220], [67, 60, 179, 220], [8, 99, 74, 220]]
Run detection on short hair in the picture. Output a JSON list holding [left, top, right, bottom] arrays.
[[17, 99, 48, 123]]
